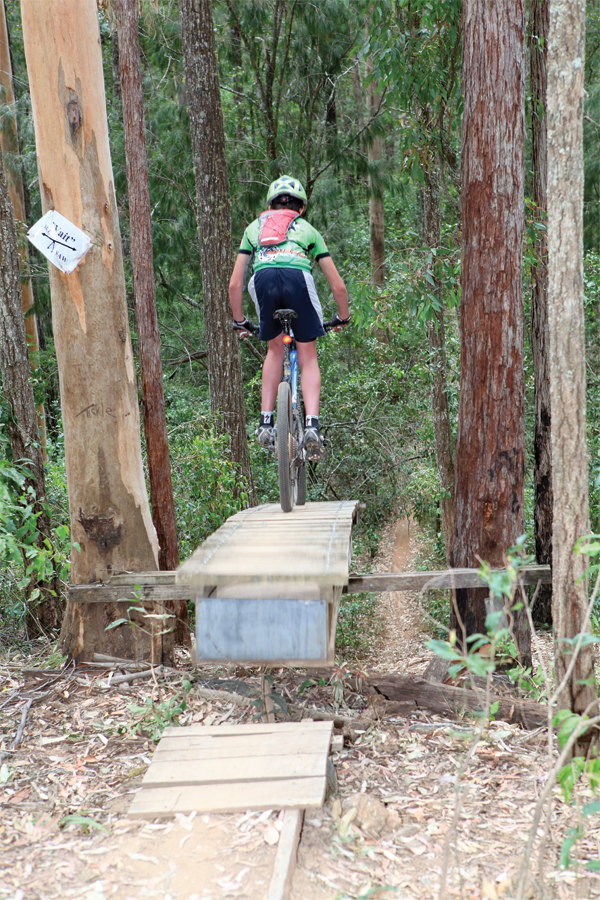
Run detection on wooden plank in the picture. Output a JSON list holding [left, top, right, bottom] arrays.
[[176, 501, 359, 589], [68, 584, 190, 604], [154, 735, 332, 762], [195, 597, 328, 662], [266, 809, 304, 900], [152, 742, 323, 762], [110, 571, 176, 585], [142, 753, 325, 787], [129, 776, 326, 817], [345, 564, 552, 594], [161, 720, 333, 739]]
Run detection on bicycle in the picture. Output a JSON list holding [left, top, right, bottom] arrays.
[[235, 309, 340, 513]]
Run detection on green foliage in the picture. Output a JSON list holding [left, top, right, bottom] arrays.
[[169, 409, 250, 559], [127, 679, 192, 742], [60, 814, 109, 835], [0, 450, 71, 629]]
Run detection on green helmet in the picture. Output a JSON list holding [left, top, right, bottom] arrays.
[[266, 175, 307, 206]]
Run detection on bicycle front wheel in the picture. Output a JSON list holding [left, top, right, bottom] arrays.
[[277, 381, 297, 513]]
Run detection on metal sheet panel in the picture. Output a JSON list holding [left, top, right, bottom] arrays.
[[195, 597, 328, 662]]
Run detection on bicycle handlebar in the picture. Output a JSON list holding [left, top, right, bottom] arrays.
[[233, 317, 349, 338]]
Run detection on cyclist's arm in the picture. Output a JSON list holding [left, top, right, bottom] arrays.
[[229, 252, 250, 321], [318, 256, 350, 320]]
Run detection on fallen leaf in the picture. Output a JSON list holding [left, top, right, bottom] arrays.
[[482, 878, 499, 900], [8, 787, 31, 804], [264, 825, 279, 845]]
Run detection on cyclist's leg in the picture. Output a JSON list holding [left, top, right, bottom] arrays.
[[295, 340, 320, 416], [262, 334, 285, 411]]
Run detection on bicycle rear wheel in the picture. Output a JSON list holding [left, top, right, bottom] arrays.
[[277, 381, 297, 513], [297, 461, 306, 505]]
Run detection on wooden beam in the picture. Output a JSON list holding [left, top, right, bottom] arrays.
[[345, 564, 551, 594], [67, 564, 552, 603], [266, 809, 304, 900], [68, 584, 188, 604]]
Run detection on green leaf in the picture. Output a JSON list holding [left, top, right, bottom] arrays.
[[586, 860, 600, 872], [583, 799, 600, 818], [561, 825, 583, 868], [105, 618, 129, 631], [426, 639, 462, 661], [271, 693, 288, 714], [297, 679, 316, 696], [61, 814, 108, 834]]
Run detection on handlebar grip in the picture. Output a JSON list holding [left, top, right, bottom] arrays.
[[232, 320, 259, 335]]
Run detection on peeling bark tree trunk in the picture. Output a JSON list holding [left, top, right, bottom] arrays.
[[0, 151, 62, 634], [529, 0, 553, 628], [451, 0, 530, 667], [423, 163, 455, 564], [547, 0, 597, 722], [179, 0, 255, 501], [21, 1, 159, 658], [115, 0, 188, 643], [0, 0, 47, 458]]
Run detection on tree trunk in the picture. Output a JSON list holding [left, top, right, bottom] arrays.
[[115, 0, 188, 643], [422, 163, 455, 565], [179, 0, 255, 502], [547, 0, 597, 723], [21, 1, 161, 657], [365, 49, 385, 288], [450, 0, 530, 668], [0, 0, 47, 459], [529, 0, 553, 628], [0, 151, 62, 634]]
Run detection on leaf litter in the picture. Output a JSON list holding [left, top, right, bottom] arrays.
[[0, 518, 599, 898]]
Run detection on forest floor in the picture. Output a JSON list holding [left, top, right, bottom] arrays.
[[1, 518, 600, 900]]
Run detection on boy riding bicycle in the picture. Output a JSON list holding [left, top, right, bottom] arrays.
[[229, 176, 350, 460]]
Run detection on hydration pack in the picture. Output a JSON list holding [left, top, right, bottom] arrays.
[[257, 209, 299, 247]]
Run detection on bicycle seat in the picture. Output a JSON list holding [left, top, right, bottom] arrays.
[[272, 308, 298, 323]]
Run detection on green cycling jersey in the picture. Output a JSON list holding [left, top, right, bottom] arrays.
[[238, 216, 330, 274]]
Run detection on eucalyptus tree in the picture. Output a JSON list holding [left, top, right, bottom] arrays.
[[20, 0, 159, 606], [0, 0, 46, 456], [450, 0, 530, 666], [179, 0, 255, 501], [115, 0, 180, 575], [548, 0, 597, 722]]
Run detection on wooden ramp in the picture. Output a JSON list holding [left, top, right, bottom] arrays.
[[129, 720, 333, 818], [176, 500, 359, 666]]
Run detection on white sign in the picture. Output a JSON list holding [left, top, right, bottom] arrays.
[[27, 210, 93, 275]]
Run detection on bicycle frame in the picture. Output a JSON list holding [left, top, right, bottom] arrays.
[[280, 319, 304, 459]]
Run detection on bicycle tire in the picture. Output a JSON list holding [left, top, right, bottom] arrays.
[[277, 381, 296, 513], [297, 461, 307, 505]]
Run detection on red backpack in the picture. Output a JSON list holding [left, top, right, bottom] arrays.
[[257, 209, 299, 246]]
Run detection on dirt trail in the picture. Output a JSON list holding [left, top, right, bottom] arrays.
[[363, 516, 431, 674]]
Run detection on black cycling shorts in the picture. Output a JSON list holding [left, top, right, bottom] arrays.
[[248, 267, 326, 343]]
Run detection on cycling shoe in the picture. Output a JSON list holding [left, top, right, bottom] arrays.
[[304, 426, 325, 461], [256, 424, 275, 450]]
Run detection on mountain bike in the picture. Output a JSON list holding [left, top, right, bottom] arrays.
[[235, 309, 339, 513]]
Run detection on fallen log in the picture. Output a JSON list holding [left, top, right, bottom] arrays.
[[367, 674, 547, 729]]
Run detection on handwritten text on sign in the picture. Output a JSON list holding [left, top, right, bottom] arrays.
[[27, 210, 93, 275]]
